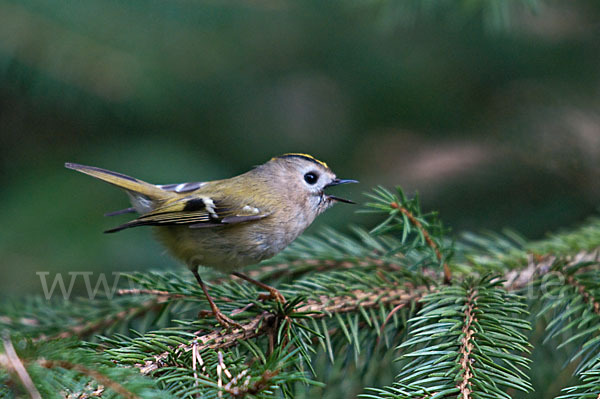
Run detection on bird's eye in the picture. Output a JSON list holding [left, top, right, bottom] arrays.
[[304, 172, 319, 185]]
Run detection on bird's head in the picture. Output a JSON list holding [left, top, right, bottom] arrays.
[[264, 153, 358, 214]]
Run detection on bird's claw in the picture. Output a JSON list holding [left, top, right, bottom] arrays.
[[214, 311, 243, 329], [258, 288, 286, 304], [198, 309, 242, 329]]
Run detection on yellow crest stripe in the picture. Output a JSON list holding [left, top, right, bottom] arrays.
[[274, 153, 329, 169]]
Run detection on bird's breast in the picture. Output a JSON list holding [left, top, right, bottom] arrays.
[[154, 210, 313, 272]]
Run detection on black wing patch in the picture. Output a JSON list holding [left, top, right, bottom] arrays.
[[183, 198, 207, 211]]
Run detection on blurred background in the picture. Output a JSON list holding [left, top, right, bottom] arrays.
[[1, 0, 599, 296]]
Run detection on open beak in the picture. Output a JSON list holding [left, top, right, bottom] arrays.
[[324, 178, 358, 204]]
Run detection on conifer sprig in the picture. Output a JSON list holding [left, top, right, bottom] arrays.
[[2, 185, 600, 398], [536, 258, 600, 375], [362, 187, 452, 283], [1, 336, 172, 399], [364, 276, 533, 399], [555, 360, 600, 398]]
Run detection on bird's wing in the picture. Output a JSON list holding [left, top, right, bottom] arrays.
[[104, 194, 269, 233], [104, 181, 207, 217]]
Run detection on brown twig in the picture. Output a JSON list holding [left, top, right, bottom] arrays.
[[378, 302, 409, 340], [390, 202, 452, 284], [2, 335, 42, 399], [139, 311, 276, 375], [457, 288, 478, 399], [116, 288, 189, 299], [295, 286, 421, 315]]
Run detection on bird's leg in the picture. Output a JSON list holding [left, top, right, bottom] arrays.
[[231, 272, 286, 303], [192, 269, 241, 329]]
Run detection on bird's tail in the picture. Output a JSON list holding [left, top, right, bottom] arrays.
[[65, 162, 171, 214]]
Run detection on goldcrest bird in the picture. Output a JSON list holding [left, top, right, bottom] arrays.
[[65, 153, 357, 327]]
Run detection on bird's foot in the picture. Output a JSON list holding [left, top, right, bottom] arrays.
[[214, 309, 243, 329], [193, 270, 243, 329], [199, 308, 242, 329], [231, 272, 286, 304], [257, 287, 286, 303]]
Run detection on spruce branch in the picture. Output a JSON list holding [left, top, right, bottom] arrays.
[[136, 285, 424, 375], [389, 201, 452, 284], [536, 255, 600, 376], [363, 187, 452, 283], [365, 276, 533, 399], [456, 220, 600, 275], [4, 185, 600, 398]]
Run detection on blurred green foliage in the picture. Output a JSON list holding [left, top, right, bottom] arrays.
[[1, 0, 599, 301]]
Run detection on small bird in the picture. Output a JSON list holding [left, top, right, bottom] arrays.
[[65, 153, 357, 327]]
